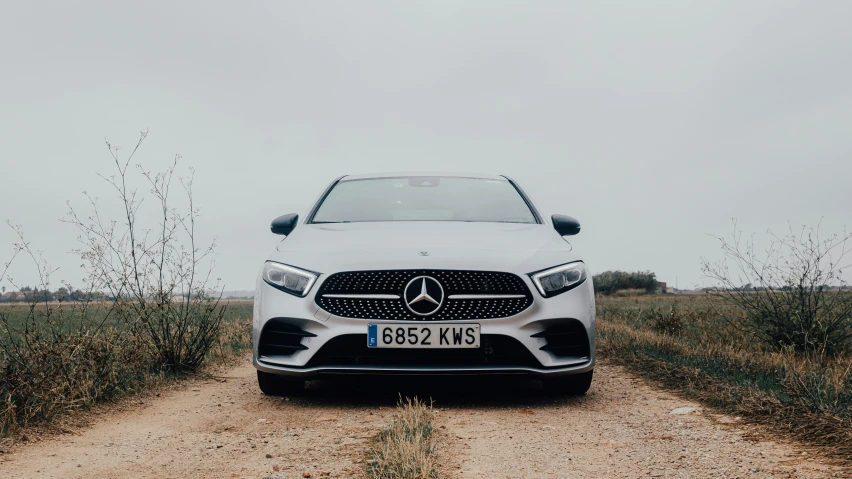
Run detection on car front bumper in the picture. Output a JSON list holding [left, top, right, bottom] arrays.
[[252, 274, 596, 378]]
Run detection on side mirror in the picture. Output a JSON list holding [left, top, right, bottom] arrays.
[[271, 213, 299, 236], [552, 214, 581, 236]]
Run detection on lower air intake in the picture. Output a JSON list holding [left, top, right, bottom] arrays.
[[258, 319, 316, 357], [305, 334, 542, 368], [531, 320, 590, 358]]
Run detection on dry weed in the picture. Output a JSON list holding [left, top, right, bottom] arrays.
[[366, 397, 438, 479]]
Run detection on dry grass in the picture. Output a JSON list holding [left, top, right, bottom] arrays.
[[597, 294, 852, 466], [366, 397, 438, 479], [612, 288, 650, 297], [0, 301, 252, 437], [648, 306, 685, 336], [782, 347, 852, 418]]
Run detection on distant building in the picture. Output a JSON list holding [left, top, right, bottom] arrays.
[[655, 281, 667, 294]]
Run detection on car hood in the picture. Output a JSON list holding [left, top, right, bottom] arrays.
[[269, 221, 580, 275]]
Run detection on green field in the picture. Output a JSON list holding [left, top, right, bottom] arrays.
[[0, 300, 253, 332]]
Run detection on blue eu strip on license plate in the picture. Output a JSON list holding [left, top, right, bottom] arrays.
[[368, 324, 378, 347]]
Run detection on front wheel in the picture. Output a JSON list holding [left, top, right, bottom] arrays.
[[544, 370, 593, 395], [257, 370, 305, 396]]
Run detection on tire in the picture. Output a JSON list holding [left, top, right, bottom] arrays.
[[257, 370, 305, 396], [544, 370, 593, 395]]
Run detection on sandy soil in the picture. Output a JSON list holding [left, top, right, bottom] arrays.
[[447, 371, 845, 478], [0, 360, 846, 478]]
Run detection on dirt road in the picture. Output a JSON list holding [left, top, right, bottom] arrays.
[[0, 360, 845, 478]]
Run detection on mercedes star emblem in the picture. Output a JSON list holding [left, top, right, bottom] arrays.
[[403, 276, 444, 316]]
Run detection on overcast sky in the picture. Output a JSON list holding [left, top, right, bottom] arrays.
[[1, 1, 851, 291]]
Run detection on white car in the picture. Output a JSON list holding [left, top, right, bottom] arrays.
[[253, 173, 595, 395]]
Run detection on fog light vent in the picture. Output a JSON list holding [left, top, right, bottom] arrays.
[[259, 319, 316, 357], [531, 320, 590, 358]]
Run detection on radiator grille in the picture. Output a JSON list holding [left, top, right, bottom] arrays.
[[316, 270, 533, 320]]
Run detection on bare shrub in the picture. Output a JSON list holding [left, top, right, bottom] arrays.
[[0, 132, 238, 435], [64, 131, 224, 371], [366, 397, 438, 479], [702, 221, 852, 354]]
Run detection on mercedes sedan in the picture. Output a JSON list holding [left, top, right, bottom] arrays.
[[253, 173, 595, 395]]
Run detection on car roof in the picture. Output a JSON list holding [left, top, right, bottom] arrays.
[[340, 172, 506, 182]]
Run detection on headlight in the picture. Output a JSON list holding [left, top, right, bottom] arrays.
[[262, 262, 319, 297], [530, 261, 587, 297]]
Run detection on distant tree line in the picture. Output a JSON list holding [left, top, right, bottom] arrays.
[[718, 283, 850, 292], [592, 270, 658, 295], [0, 286, 219, 303], [0, 286, 105, 303]]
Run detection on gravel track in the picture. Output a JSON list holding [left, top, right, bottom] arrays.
[[0, 360, 845, 478]]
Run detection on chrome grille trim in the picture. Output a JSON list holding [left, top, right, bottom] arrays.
[[447, 294, 527, 300], [322, 294, 401, 299]]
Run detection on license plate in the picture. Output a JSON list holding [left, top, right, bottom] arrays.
[[367, 323, 480, 348]]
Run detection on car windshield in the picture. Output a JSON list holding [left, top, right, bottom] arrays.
[[311, 176, 538, 224]]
